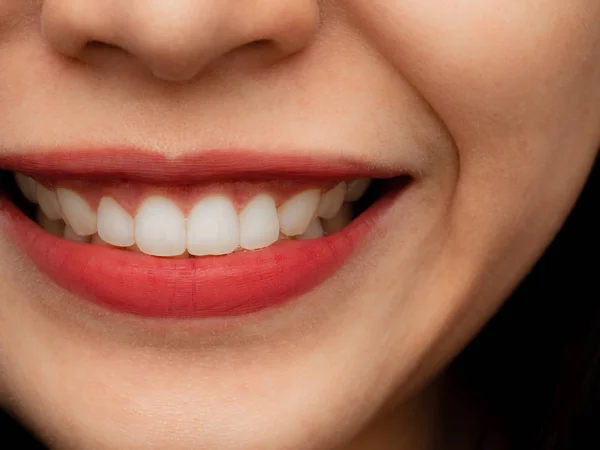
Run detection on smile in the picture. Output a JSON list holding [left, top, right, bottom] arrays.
[[0, 149, 410, 318]]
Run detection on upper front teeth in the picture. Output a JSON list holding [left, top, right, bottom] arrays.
[[135, 196, 187, 257], [15, 173, 371, 257], [187, 195, 240, 256], [239, 194, 280, 251], [97, 197, 135, 248]]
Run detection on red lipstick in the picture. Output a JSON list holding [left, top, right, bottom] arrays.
[[0, 149, 397, 182], [0, 150, 402, 319]]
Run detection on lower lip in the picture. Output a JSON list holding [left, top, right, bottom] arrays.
[[0, 193, 395, 319]]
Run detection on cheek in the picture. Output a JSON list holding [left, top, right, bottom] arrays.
[[353, 0, 600, 246], [355, 1, 600, 142]]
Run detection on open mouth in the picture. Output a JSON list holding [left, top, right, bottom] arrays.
[[0, 150, 410, 319]]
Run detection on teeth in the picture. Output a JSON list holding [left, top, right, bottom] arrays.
[[187, 195, 239, 256], [297, 219, 324, 240], [317, 183, 346, 219], [135, 196, 187, 257], [63, 224, 91, 243], [345, 179, 371, 202], [14, 173, 38, 203], [321, 204, 353, 235], [56, 188, 97, 236], [97, 197, 135, 248], [36, 209, 65, 237], [277, 189, 320, 237], [239, 194, 280, 250], [30, 183, 361, 256], [36, 185, 62, 220]]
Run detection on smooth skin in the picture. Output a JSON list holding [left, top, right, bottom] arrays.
[[1, 1, 599, 449]]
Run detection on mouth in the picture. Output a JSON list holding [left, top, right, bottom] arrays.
[[0, 150, 411, 319]]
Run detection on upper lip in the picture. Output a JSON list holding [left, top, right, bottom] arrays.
[[0, 148, 407, 183]]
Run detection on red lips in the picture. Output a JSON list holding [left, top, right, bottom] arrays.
[[0, 149, 401, 318]]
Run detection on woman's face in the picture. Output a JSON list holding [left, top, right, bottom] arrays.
[[1, 1, 599, 448]]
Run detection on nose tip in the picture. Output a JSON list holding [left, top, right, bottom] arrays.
[[41, 0, 320, 82]]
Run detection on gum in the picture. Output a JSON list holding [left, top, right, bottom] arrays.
[[37, 179, 342, 216]]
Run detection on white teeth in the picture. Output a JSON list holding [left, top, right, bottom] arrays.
[[36, 209, 65, 237], [239, 194, 280, 250], [277, 189, 320, 237], [35, 183, 360, 255], [321, 203, 353, 235], [36, 185, 62, 220], [317, 183, 346, 219], [135, 196, 187, 257], [97, 197, 135, 248], [14, 173, 38, 203], [297, 219, 324, 240], [63, 224, 91, 243], [56, 188, 97, 236], [345, 179, 371, 202], [187, 195, 239, 256]]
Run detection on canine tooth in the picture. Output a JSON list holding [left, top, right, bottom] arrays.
[[277, 189, 320, 237], [98, 197, 135, 248], [56, 188, 97, 236], [345, 179, 371, 202], [63, 224, 91, 243], [36, 209, 65, 237], [14, 173, 38, 203], [322, 204, 353, 235], [239, 194, 279, 250], [187, 196, 239, 256], [135, 196, 186, 257], [317, 183, 346, 219], [36, 185, 62, 220], [297, 219, 324, 240]]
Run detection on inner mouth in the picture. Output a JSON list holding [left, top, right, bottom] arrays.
[[0, 170, 406, 258]]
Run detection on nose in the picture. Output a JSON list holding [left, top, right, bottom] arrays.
[[41, 0, 319, 81]]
